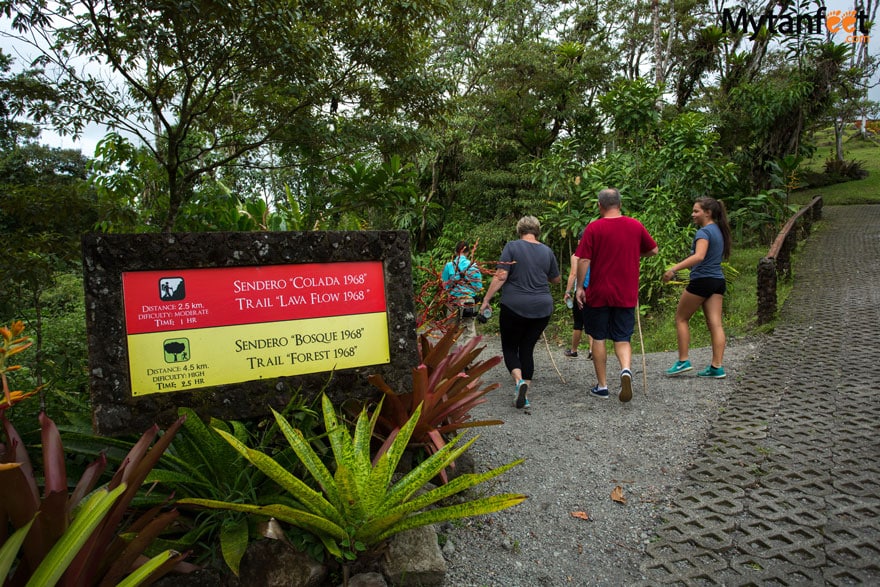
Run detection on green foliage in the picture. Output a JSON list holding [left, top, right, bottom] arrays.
[[26, 272, 89, 399], [652, 113, 739, 204], [144, 409, 266, 575], [328, 155, 440, 239], [823, 157, 868, 181], [423, 14, 610, 243], [528, 101, 737, 308], [794, 130, 880, 206], [22, 483, 127, 587], [5, 0, 447, 230], [180, 394, 525, 568], [0, 516, 34, 581], [716, 40, 854, 192], [539, 199, 594, 261], [3, 484, 179, 587], [88, 133, 153, 233], [629, 187, 693, 308], [0, 143, 102, 398], [148, 397, 323, 575], [61, 392, 326, 574], [727, 189, 798, 246], [0, 271, 91, 440], [766, 154, 804, 193], [599, 78, 661, 142], [528, 138, 600, 259], [0, 409, 187, 586]]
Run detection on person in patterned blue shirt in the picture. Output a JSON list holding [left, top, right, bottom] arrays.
[[442, 241, 483, 345]]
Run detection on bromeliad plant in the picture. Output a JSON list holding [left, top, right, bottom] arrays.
[[0, 320, 188, 586], [367, 328, 503, 483], [179, 394, 525, 578], [57, 386, 329, 575], [141, 408, 263, 576], [141, 397, 323, 576]]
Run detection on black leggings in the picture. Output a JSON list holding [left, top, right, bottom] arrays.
[[499, 304, 550, 381]]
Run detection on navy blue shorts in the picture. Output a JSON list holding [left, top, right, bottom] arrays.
[[571, 301, 584, 330], [686, 277, 726, 298], [584, 306, 635, 342]]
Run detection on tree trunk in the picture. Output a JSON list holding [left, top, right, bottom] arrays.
[[835, 118, 845, 161], [744, 0, 785, 82], [420, 154, 441, 252], [854, 0, 878, 139], [652, 0, 663, 88], [33, 288, 45, 411]]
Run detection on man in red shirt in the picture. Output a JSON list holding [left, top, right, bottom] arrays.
[[575, 188, 658, 403]]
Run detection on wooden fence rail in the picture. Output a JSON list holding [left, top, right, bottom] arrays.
[[756, 196, 824, 324]]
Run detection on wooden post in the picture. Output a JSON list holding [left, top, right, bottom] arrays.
[[757, 257, 777, 325]]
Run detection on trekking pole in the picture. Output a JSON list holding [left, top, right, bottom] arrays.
[[635, 302, 648, 395], [543, 332, 566, 384]]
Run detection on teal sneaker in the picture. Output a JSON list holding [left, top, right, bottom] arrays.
[[665, 360, 692, 376], [515, 380, 529, 409], [697, 365, 726, 378]]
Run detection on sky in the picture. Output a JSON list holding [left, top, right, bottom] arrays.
[[3, 0, 879, 157]]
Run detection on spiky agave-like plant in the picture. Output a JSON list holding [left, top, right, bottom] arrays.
[[180, 393, 525, 563]]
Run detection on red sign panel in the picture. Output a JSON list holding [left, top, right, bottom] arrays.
[[122, 261, 385, 334]]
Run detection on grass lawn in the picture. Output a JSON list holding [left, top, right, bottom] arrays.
[[794, 127, 880, 206]]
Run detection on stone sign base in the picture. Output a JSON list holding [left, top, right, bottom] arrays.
[[82, 231, 417, 436]]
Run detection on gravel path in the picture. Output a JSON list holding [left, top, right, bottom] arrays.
[[438, 334, 763, 586]]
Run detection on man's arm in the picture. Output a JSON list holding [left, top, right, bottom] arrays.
[[565, 254, 578, 291]]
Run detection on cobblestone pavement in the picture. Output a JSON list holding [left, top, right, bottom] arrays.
[[640, 204, 880, 585]]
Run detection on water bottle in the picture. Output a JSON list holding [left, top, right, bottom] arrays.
[[565, 297, 573, 309], [477, 307, 492, 323]]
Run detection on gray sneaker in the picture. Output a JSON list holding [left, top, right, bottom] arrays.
[[619, 369, 633, 403]]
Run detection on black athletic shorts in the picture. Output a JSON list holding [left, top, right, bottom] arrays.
[[686, 277, 726, 298], [571, 301, 584, 330]]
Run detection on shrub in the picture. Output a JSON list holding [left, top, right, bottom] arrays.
[[180, 394, 525, 582], [823, 158, 868, 180]]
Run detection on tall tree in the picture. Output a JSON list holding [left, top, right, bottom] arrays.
[[850, 0, 879, 138], [415, 0, 614, 253], [1, 0, 445, 231], [0, 142, 100, 390]]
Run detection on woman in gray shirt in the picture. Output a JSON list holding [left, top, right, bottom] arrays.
[[480, 216, 561, 409]]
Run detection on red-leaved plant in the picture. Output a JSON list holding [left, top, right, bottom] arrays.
[[367, 328, 503, 483], [0, 320, 190, 586]]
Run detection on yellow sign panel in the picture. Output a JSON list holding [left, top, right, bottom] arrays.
[[127, 312, 389, 396]]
